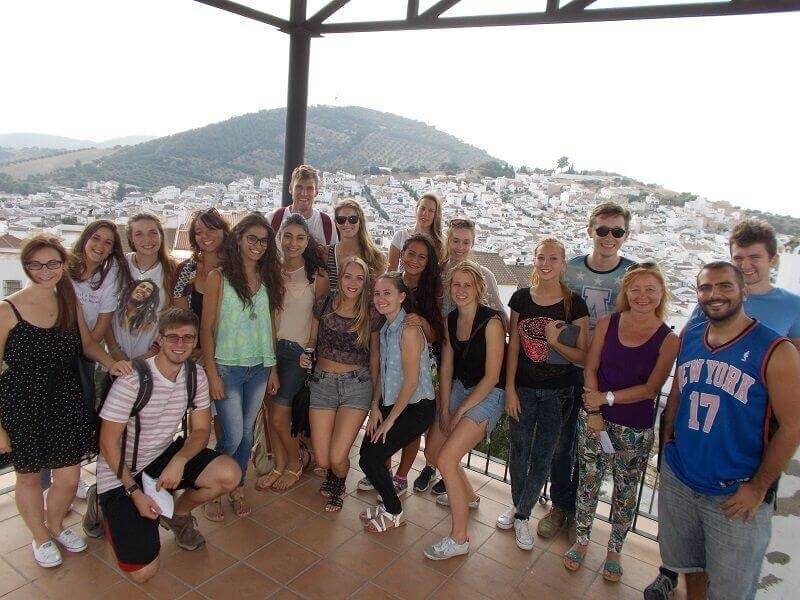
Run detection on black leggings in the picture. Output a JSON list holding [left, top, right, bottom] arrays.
[[359, 399, 435, 514]]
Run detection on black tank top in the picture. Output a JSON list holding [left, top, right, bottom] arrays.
[[448, 305, 506, 389]]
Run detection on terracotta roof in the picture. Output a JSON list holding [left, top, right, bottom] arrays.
[[507, 264, 534, 289], [0, 233, 24, 250], [472, 251, 518, 286]]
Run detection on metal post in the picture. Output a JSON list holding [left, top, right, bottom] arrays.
[[282, 0, 310, 206]]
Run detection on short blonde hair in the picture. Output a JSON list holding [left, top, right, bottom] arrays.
[[444, 260, 488, 306], [616, 262, 672, 321], [289, 164, 320, 190]]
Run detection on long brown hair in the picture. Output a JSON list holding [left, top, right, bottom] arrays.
[[529, 237, 573, 321], [417, 193, 444, 259], [334, 256, 373, 349], [188, 208, 230, 262], [221, 212, 284, 312], [334, 198, 386, 275], [126, 213, 176, 301], [69, 220, 133, 293], [20, 234, 78, 331]]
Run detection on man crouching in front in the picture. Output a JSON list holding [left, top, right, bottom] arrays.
[[96, 308, 240, 583]]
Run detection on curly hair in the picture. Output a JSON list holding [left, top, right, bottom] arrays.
[[280, 213, 326, 284], [69, 220, 133, 293], [221, 212, 284, 312], [117, 278, 160, 334], [21, 234, 78, 331], [401, 233, 444, 341]]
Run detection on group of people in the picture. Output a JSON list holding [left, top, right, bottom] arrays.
[[0, 163, 797, 600]]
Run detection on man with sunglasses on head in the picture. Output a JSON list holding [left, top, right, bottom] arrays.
[[269, 164, 338, 247], [532, 201, 635, 542], [94, 308, 240, 584]]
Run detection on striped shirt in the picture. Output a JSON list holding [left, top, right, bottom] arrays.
[[95, 357, 210, 493]]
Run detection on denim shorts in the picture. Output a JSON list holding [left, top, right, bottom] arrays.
[[309, 367, 372, 411], [658, 461, 772, 600], [273, 340, 307, 407], [449, 378, 505, 439]]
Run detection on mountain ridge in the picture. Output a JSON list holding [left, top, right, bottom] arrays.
[[0, 133, 156, 150]]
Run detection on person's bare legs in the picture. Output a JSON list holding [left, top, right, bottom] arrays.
[[423, 422, 447, 469], [437, 420, 484, 544], [686, 572, 708, 600], [309, 409, 336, 474], [15, 471, 52, 546], [396, 437, 421, 480], [175, 455, 240, 516], [44, 465, 80, 536], [272, 402, 302, 490], [328, 408, 368, 480]]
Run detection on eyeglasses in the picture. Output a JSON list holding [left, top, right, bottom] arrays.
[[595, 226, 626, 239], [245, 234, 270, 247], [335, 215, 359, 225], [449, 218, 475, 228], [627, 261, 658, 271], [26, 260, 63, 271], [162, 333, 197, 345]]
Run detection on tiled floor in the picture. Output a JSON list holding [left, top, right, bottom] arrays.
[[0, 439, 682, 599]]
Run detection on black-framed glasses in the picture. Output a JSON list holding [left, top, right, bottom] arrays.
[[335, 215, 359, 225], [162, 333, 197, 345], [25, 260, 63, 271], [627, 261, 658, 271], [595, 226, 626, 239], [245, 234, 270, 247], [449, 218, 475, 228]]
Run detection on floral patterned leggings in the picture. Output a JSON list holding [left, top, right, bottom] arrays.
[[574, 414, 654, 553]]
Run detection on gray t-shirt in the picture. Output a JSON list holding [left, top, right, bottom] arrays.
[[564, 254, 635, 333]]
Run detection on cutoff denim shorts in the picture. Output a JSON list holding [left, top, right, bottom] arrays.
[[273, 340, 307, 408], [309, 366, 372, 411], [449, 378, 505, 439]]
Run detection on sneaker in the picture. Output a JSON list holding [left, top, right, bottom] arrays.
[[496, 506, 516, 530], [160, 512, 205, 551], [357, 476, 374, 491], [82, 484, 104, 539], [514, 518, 535, 551], [537, 507, 567, 539], [32, 540, 62, 568], [393, 475, 408, 494], [75, 479, 90, 500], [54, 528, 87, 553], [424, 536, 470, 561], [644, 570, 678, 600], [435, 493, 480, 509], [431, 478, 446, 495], [413, 466, 437, 492]]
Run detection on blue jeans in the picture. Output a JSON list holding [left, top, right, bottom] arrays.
[[509, 386, 573, 520], [214, 364, 270, 485], [548, 383, 581, 514]]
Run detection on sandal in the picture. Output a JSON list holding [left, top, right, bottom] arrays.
[[320, 471, 335, 497], [229, 491, 251, 518], [203, 498, 225, 522], [255, 469, 282, 491], [273, 467, 302, 491], [365, 507, 405, 533], [324, 476, 347, 512], [602, 559, 623, 582], [359, 504, 385, 522], [563, 545, 587, 571]]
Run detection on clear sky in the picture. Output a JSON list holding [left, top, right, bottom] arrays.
[[1, 1, 798, 216]]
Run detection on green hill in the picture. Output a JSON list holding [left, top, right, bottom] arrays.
[[18, 106, 496, 191]]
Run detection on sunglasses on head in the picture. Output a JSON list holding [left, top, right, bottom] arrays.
[[627, 261, 658, 271], [335, 215, 359, 225], [449, 218, 475, 228], [595, 226, 626, 239]]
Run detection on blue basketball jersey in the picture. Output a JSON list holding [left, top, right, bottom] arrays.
[[664, 319, 785, 495]]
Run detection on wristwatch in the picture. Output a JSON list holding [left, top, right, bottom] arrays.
[[605, 391, 615, 407], [124, 482, 140, 497]]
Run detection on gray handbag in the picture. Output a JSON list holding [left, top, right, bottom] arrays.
[[546, 322, 580, 365]]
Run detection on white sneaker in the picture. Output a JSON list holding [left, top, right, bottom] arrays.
[[435, 493, 480, 509], [54, 528, 88, 553], [32, 540, 62, 568], [514, 518, 535, 551], [496, 506, 516, 530], [76, 479, 89, 500], [357, 476, 374, 491], [424, 536, 470, 561]]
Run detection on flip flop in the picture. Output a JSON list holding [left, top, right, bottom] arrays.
[[203, 498, 225, 522], [255, 469, 282, 491], [563, 546, 587, 571], [273, 467, 302, 491], [602, 559, 623, 582]]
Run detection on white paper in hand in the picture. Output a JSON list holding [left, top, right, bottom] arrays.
[[141, 473, 174, 518], [599, 431, 616, 454]]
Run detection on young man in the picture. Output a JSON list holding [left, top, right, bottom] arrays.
[[657, 262, 800, 600], [95, 309, 240, 584], [646, 219, 800, 599], [268, 164, 337, 247], [526, 201, 635, 540]]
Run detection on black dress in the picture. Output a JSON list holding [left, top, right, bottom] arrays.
[[0, 300, 95, 472]]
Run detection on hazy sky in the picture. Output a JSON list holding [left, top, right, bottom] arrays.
[[1, 1, 798, 216]]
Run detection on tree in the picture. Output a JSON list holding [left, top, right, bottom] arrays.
[[114, 183, 126, 203], [556, 156, 570, 172]]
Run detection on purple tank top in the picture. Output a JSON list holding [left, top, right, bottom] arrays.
[[598, 312, 671, 428]]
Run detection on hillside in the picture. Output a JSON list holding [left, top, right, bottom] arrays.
[[0, 133, 156, 150], [0, 147, 117, 179], [16, 106, 496, 191]]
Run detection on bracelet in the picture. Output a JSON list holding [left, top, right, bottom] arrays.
[[586, 409, 602, 415]]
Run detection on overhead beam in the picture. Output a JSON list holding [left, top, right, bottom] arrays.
[[192, 0, 290, 31], [307, 0, 351, 25], [560, 0, 597, 11], [407, 0, 420, 20], [419, 0, 463, 19]]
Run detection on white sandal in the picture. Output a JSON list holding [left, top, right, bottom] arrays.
[[359, 504, 385, 522], [365, 507, 405, 533]]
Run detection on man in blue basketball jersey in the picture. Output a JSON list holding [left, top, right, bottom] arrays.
[[657, 262, 800, 600]]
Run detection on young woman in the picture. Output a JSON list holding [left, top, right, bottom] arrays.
[[498, 238, 589, 551], [174, 207, 230, 323], [256, 214, 329, 492], [0, 235, 130, 569], [201, 213, 284, 519], [388, 193, 443, 271], [564, 263, 678, 581], [326, 198, 386, 288], [305, 256, 381, 512], [359, 273, 436, 533], [424, 261, 505, 560]]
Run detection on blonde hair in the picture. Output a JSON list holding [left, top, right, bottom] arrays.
[[417, 193, 444, 259], [616, 263, 672, 321], [335, 198, 387, 276], [334, 255, 373, 349], [444, 260, 488, 306], [529, 237, 573, 321], [441, 218, 475, 266], [289, 164, 320, 190]]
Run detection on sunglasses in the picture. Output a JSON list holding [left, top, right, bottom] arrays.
[[627, 261, 658, 272], [595, 226, 626, 239], [245, 234, 270, 248], [26, 260, 63, 271], [335, 215, 360, 225], [449, 218, 475, 228]]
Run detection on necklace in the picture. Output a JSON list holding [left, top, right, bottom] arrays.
[[133, 254, 158, 275]]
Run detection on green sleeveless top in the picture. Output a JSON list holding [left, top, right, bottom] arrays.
[[214, 276, 276, 367]]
